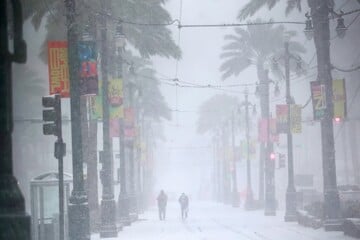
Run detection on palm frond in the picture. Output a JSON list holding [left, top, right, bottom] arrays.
[[286, 0, 302, 15]]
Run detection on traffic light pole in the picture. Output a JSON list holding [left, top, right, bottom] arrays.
[[0, 0, 31, 239], [64, 0, 90, 239], [42, 94, 66, 240]]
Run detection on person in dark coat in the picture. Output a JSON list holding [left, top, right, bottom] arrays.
[[157, 190, 168, 220], [178, 193, 189, 220]]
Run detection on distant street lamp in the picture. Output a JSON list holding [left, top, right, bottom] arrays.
[[238, 90, 257, 210], [230, 111, 240, 208], [273, 41, 303, 222]]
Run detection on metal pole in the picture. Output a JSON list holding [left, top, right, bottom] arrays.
[[99, 0, 117, 236], [64, 0, 90, 239], [284, 41, 297, 222], [128, 82, 138, 219], [0, 0, 31, 239], [231, 112, 240, 207], [244, 92, 254, 209], [308, 0, 341, 230], [117, 43, 131, 225], [56, 94, 65, 240]]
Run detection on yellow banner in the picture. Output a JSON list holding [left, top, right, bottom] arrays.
[[333, 79, 346, 119], [290, 104, 302, 134], [90, 78, 124, 119]]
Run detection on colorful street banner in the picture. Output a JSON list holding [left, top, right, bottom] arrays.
[[276, 105, 288, 134], [90, 95, 124, 120], [109, 79, 124, 106], [258, 118, 279, 143], [310, 81, 326, 120], [90, 79, 124, 120], [290, 104, 302, 134], [333, 79, 346, 119], [48, 41, 70, 97], [78, 41, 98, 96]]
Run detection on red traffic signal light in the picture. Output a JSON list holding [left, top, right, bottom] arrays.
[[334, 117, 341, 123], [270, 152, 276, 161]]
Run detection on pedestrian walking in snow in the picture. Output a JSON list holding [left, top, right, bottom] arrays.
[[178, 193, 189, 220], [157, 190, 168, 220]]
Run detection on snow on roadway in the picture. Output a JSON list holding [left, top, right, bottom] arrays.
[[92, 201, 354, 240]]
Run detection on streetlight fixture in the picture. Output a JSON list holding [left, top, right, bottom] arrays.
[[335, 15, 347, 39], [304, 13, 314, 40]]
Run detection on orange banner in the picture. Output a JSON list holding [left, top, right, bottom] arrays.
[[48, 41, 70, 97]]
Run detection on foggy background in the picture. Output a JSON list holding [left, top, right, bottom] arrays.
[[13, 0, 360, 212]]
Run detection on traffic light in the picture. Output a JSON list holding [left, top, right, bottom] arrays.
[[334, 117, 342, 124], [270, 152, 276, 161], [42, 94, 61, 136], [279, 154, 286, 168]]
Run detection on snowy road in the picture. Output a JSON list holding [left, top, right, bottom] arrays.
[[92, 202, 354, 240]]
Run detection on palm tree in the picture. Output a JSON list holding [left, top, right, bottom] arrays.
[[197, 94, 239, 204], [197, 94, 238, 134], [220, 19, 305, 202], [237, 0, 303, 20], [22, 0, 180, 230]]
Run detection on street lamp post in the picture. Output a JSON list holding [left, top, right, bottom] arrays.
[[306, 0, 342, 230], [239, 91, 256, 210], [116, 22, 131, 226], [99, 0, 117, 237], [127, 80, 139, 220], [231, 111, 240, 207], [64, 0, 90, 239], [283, 41, 297, 222], [0, 1, 31, 239]]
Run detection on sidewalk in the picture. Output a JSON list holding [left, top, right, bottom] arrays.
[[91, 201, 354, 240]]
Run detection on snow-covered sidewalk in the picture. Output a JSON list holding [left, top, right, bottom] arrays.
[[91, 201, 354, 240]]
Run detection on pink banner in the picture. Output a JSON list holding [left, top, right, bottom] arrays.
[[110, 119, 119, 138], [258, 118, 279, 143]]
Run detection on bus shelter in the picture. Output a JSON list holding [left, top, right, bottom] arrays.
[[30, 172, 72, 240]]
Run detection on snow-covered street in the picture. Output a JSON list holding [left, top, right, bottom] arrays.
[[91, 202, 353, 240]]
